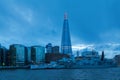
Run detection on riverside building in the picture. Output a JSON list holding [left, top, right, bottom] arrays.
[[61, 13, 72, 55], [9, 44, 27, 66], [0, 46, 8, 66], [31, 46, 45, 64]]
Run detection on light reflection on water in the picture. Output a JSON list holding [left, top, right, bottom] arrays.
[[0, 68, 120, 80]]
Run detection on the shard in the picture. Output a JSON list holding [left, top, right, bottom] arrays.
[[61, 13, 72, 55]]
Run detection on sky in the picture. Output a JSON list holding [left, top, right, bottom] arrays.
[[0, 0, 120, 53]]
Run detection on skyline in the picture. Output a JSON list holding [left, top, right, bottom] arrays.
[[0, 0, 120, 58]]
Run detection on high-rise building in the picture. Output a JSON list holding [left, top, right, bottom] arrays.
[[46, 43, 60, 54], [6, 50, 11, 66], [0, 46, 7, 66], [52, 46, 59, 54], [46, 43, 52, 53], [0, 47, 2, 66], [31, 46, 45, 64], [9, 44, 27, 66], [26, 47, 31, 64], [61, 13, 72, 55]]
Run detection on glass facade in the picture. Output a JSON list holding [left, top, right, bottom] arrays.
[[81, 50, 99, 58], [16, 46, 25, 64], [46, 43, 52, 53], [61, 13, 72, 55], [26, 47, 31, 63], [0, 47, 7, 66], [10, 44, 26, 66], [52, 46, 59, 54], [31, 46, 45, 64]]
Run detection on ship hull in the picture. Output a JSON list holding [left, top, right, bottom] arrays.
[[30, 64, 117, 69]]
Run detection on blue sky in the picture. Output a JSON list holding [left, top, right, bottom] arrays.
[[0, 0, 120, 50]]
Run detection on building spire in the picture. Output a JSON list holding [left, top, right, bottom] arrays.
[[61, 13, 72, 55], [64, 12, 68, 20]]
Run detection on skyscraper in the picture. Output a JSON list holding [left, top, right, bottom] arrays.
[[46, 43, 52, 53], [61, 13, 72, 55]]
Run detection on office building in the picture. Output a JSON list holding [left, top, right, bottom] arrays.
[[61, 13, 72, 55], [31, 46, 45, 64], [46, 43, 52, 53], [114, 55, 120, 65], [9, 44, 27, 66], [52, 46, 59, 54], [46, 43, 60, 54], [0, 46, 7, 66], [81, 50, 100, 65], [26, 47, 31, 64]]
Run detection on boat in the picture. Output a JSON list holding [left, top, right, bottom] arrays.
[[30, 62, 117, 69]]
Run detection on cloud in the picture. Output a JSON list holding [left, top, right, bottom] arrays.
[[72, 44, 94, 51], [0, 0, 120, 58], [99, 28, 120, 43], [13, 4, 33, 24], [72, 43, 120, 58]]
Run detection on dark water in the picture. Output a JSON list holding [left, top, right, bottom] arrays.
[[0, 68, 120, 80]]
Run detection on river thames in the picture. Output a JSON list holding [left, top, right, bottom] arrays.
[[0, 68, 120, 80]]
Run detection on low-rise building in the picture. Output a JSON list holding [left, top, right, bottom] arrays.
[[80, 50, 100, 65], [114, 55, 120, 65], [45, 53, 70, 63]]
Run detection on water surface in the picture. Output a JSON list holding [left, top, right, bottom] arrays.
[[0, 68, 120, 80]]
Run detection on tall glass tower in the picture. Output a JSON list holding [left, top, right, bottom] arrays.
[[61, 13, 72, 55]]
